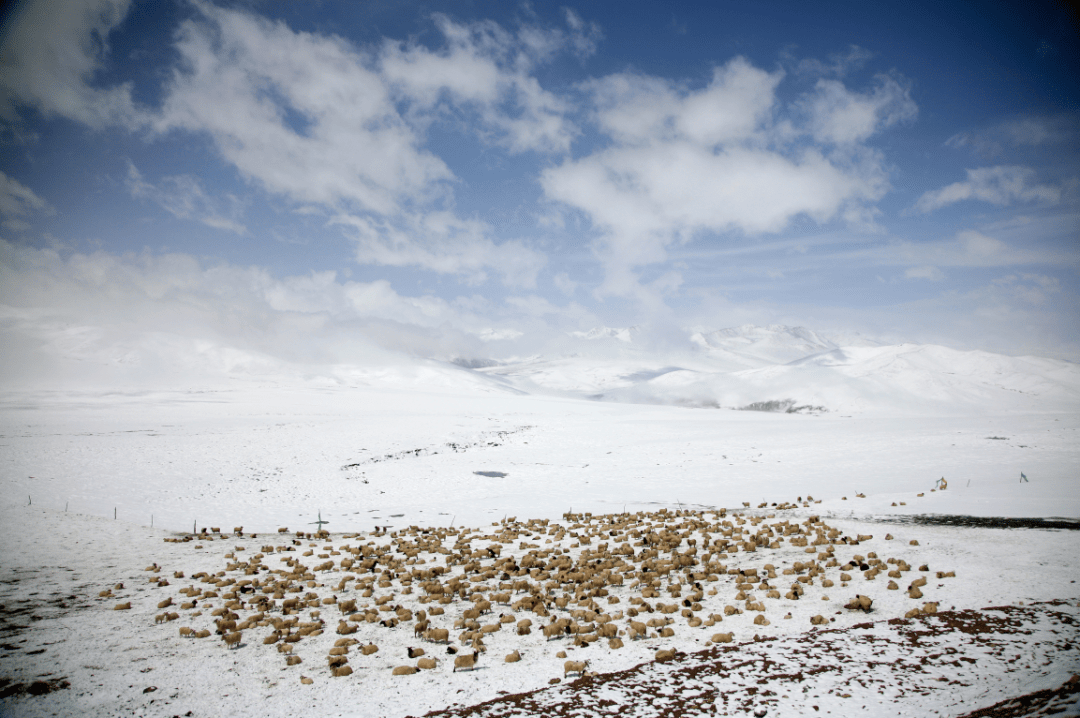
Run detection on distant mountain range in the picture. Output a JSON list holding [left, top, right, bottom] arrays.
[[469, 325, 1080, 414], [3, 314, 1077, 414]]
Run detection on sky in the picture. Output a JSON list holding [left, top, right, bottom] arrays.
[[0, 0, 1078, 379]]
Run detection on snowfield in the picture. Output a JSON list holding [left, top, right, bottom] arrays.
[[1, 328, 1078, 717]]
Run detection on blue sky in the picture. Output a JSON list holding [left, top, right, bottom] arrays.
[[1, 0, 1078, 369]]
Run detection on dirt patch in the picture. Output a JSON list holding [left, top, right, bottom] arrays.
[[875, 515, 1080, 531], [0, 677, 71, 699]]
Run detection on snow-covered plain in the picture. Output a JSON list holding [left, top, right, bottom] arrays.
[[1, 328, 1078, 717]]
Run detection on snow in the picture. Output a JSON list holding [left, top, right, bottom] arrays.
[[0, 328, 1078, 717]]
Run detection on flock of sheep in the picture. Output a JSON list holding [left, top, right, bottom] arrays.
[[107, 500, 950, 683]]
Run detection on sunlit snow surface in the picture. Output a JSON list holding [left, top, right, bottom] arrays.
[[0, 362, 1077, 717]]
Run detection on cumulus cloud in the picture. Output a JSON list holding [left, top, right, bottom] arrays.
[[0, 0, 143, 127], [0, 171, 53, 231], [126, 163, 246, 235], [380, 13, 583, 154], [803, 74, 916, 145], [913, 166, 1061, 213], [543, 57, 905, 297]]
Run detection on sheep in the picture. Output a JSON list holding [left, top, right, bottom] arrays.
[[424, 628, 450, 644], [505, 650, 521, 663], [331, 665, 353, 677], [417, 657, 438, 670], [157, 597, 173, 609], [710, 632, 733, 643], [360, 644, 379, 656], [286, 655, 301, 666], [453, 650, 479, 672], [407, 647, 425, 659], [393, 666, 418, 676], [223, 631, 242, 649], [278, 643, 293, 654], [194, 630, 211, 638], [114, 602, 132, 611], [564, 659, 589, 677], [810, 615, 827, 625], [328, 646, 348, 656], [178, 626, 193, 638], [327, 656, 348, 668], [655, 649, 676, 662]]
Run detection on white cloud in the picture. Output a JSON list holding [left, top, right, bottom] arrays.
[[380, 14, 579, 154], [913, 166, 1061, 213], [332, 211, 545, 288], [155, 3, 451, 217], [0, 171, 53, 231], [803, 75, 916, 145], [126, 163, 246, 235], [0, 0, 143, 127], [553, 272, 578, 296]]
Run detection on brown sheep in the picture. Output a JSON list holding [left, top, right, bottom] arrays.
[[392, 666, 418, 676], [417, 657, 438, 670], [407, 647, 425, 659], [424, 628, 450, 644], [331, 665, 353, 677], [710, 632, 733, 643], [114, 602, 132, 610], [505, 650, 521, 663], [564, 659, 589, 677], [361, 644, 379, 655], [286, 655, 302, 666], [223, 631, 242, 649], [453, 650, 479, 672]]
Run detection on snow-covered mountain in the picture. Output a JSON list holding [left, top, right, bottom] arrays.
[[473, 326, 1080, 414], [3, 311, 1077, 414]]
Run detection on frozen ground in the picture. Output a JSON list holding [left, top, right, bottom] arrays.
[[0, 376, 1077, 718]]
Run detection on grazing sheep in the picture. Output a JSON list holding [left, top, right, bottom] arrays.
[[564, 659, 590, 677], [178, 626, 193, 637], [655, 649, 675, 662], [417, 657, 438, 670], [424, 628, 450, 644], [453, 650, 479, 672], [223, 632, 242, 649], [393, 666, 418, 676]]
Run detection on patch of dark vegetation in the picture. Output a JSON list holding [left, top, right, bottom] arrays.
[[738, 399, 827, 414], [986, 436, 1009, 440], [877, 515, 1080, 531], [954, 674, 1080, 718], [0, 677, 70, 699]]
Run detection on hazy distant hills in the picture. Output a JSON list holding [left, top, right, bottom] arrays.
[[2, 313, 1077, 414], [474, 325, 1080, 414]]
